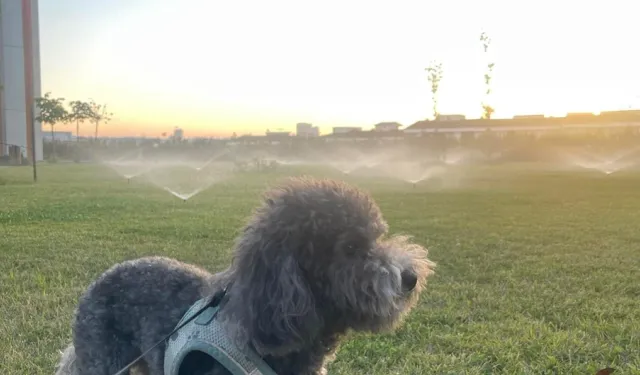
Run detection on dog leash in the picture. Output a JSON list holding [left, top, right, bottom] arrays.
[[112, 284, 230, 375]]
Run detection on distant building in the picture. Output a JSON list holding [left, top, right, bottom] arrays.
[[324, 129, 405, 143], [42, 131, 73, 142], [599, 109, 640, 121], [404, 110, 640, 138], [296, 123, 319, 137], [332, 126, 361, 134], [600, 109, 640, 116], [566, 112, 596, 119], [266, 129, 291, 137], [373, 122, 402, 132], [513, 114, 545, 119], [436, 114, 466, 121], [0, 0, 43, 161], [172, 127, 184, 140]]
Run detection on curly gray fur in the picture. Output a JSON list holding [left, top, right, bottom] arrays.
[[54, 177, 435, 375]]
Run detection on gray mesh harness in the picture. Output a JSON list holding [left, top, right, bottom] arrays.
[[164, 297, 277, 375]]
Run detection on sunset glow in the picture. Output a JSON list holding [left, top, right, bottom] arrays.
[[39, 0, 640, 138]]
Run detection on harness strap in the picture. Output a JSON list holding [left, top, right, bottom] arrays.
[[111, 284, 230, 375], [164, 301, 279, 375]]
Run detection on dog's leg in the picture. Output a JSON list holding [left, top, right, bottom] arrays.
[[140, 347, 166, 375], [54, 344, 79, 375], [73, 324, 139, 375]]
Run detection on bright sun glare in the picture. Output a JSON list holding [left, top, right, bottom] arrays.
[[40, 0, 640, 137]]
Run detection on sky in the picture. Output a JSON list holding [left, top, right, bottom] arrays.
[[39, 0, 640, 138]]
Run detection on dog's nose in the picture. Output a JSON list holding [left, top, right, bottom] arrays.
[[401, 268, 418, 292]]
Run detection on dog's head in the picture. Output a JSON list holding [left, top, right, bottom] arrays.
[[222, 177, 435, 356]]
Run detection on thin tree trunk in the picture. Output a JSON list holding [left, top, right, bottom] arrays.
[[50, 125, 56, 161], [75, 120, 80, 163], [94, 121, 99, 141]]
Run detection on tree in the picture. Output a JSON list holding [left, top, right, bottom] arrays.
[[35, 92, 68, 161], [88, 99, 113, 141], [68, 100, 94, 142], [479, 31, 495, 119], [425, 61, 444, 120]]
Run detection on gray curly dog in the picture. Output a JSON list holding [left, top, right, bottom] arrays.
[[54, 177, 435, 375]]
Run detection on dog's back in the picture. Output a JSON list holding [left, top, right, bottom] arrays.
[[56, 256, 218, 375]]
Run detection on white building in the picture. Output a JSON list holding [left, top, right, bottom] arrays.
[[513, 114, 545, 119], [172, 127, 184, 140], [332, 126, 361, 134], [373, 122, 401, 132], [0, 0, 43, 161], [436, 114, 466, 122], [43, 130, 73, 142], [266, 129, 291, 137], [296, 122, 319, 137]]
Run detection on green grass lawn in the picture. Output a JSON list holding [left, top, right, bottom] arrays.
[[1, 163, 639, 374]]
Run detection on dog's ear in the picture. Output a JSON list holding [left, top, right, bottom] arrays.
[[225, 236, 322, 356], [250, 252, 321, 355]]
